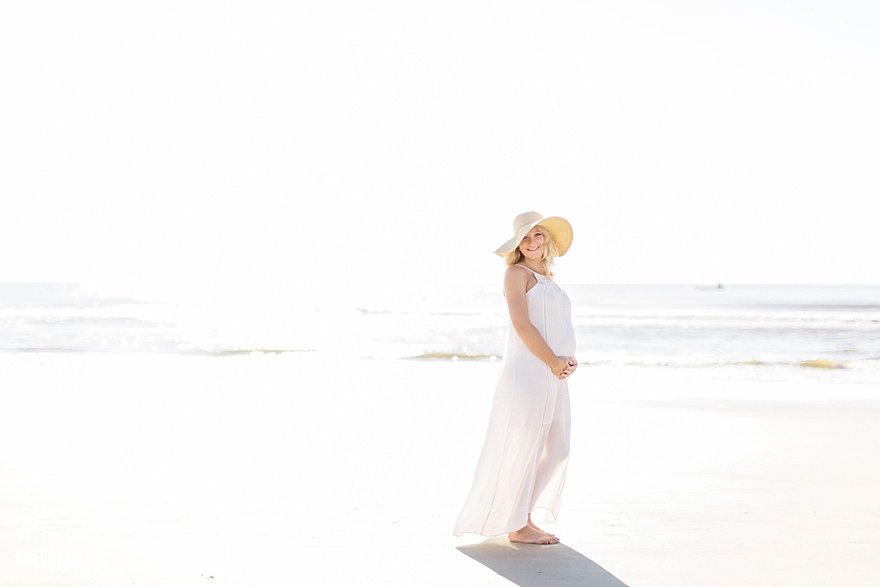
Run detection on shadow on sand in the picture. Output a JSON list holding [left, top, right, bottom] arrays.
[[457, 537, 628, 587]]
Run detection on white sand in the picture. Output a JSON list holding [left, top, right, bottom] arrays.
[[1, 353, 879, 586]]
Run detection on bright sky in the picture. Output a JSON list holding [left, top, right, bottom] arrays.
[[2, 1, 878, 304]]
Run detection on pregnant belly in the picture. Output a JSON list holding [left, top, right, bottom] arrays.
[[550, 324, 577, 357]]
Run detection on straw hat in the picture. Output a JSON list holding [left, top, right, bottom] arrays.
[[493, 211, 573, 257]]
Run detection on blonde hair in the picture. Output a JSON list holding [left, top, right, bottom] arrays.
[[502, 224, 559, 278]]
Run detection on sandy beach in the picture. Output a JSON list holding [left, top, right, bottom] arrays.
[[4, 0, 880, 582], [1, 352, 879, 586]]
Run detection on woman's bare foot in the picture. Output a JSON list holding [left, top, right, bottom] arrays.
[[525, 513, 557, 539], [528, 519, 557, 539], [508, 525, 559, 545]]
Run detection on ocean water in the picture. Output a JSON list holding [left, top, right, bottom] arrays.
[[2, 282, 880, 383]]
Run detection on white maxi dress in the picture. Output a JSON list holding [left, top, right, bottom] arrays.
[[454, 266, 577, 537]]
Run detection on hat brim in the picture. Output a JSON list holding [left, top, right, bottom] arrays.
[[493, 216, 573, 257]]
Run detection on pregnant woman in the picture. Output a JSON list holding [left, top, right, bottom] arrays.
[[454, 211, 578, 545]]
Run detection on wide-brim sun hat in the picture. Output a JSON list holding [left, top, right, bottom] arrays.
[[494, 211, 573, 257]]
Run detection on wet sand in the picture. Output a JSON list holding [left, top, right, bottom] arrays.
[[1, 353, 879, 586]]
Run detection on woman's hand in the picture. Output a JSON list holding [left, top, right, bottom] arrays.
[[552, 356, 577, 380], [563, 357, 578, 378], [552, 356, 578, 379]]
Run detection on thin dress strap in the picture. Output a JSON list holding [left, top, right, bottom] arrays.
[[515, 264, 544, 278]]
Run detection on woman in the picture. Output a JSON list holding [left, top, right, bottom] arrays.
[[454, 211, 578, 545]]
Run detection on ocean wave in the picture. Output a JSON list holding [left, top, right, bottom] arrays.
[[2, 315, 161, 327], [571, 311, 880, 325], [584, 356, 880, 372], [352, 307, 880, 326], [355, 307, 506, 318], [0, 345, 316, 356], [192, 348, 317, 356], [395, 353, 880, 373], [407, 352, 499, 362], [5, 283, 880, 385]]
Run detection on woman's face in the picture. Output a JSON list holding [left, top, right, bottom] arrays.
[[518, 227, 545, 261]]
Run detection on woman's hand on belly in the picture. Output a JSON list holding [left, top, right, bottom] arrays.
[[560, 357, 577, 379], [551, 356, 577, 380]]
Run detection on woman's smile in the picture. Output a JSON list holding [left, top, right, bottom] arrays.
[[519, 228, 545, 259]]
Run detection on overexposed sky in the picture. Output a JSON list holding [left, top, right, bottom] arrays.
[[2, 1, 878, 302]]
